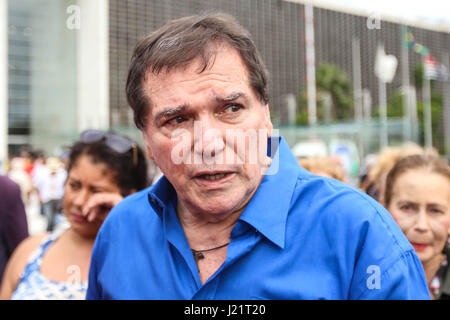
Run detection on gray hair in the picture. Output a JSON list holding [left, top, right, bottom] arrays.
[[126, 12, 269, 130]]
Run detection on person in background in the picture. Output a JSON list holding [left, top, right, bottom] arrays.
[[39, 157, 67, 231], [383, 154, 450, 299], [0, 175, 29, 287], [0, 130, 148, 300], [298, 157, 347, 182], [7, 157, 33, 205], [30, 151, 48, 217], [360, 142, 437, 202]]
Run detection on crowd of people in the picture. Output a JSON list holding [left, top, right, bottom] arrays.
[[0, 12, 449, 300], [3, 149, 68, 233], [299, 142, 450, 299], [0, 130, 149, 299], [2, 133, 448, 299]]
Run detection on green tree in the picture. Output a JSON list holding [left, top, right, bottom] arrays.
[[379, 81, 445, 153], [414, 63, 424, 89], [416, 92, 444, 153], [413, 63, 444, 153], [297, 64, 353, 124]]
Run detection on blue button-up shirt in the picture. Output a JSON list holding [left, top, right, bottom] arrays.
[[87, 137, 430, 300]]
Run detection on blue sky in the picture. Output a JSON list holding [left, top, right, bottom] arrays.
[[319, 0, 450, 26]]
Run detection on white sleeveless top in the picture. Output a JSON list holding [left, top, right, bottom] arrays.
[[10, 229, 88, 300]]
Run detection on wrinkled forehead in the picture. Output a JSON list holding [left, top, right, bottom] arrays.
[[142, 44, 251, 101]]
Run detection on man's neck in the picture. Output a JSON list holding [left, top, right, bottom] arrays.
[[175, 167, 268, 250], [176, 202, 242, 251]]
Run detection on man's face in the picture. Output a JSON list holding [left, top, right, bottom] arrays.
[[142, 44, 273, 219]]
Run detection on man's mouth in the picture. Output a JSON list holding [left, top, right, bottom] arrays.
[[198, 173, 228, 181], [193, 171, 235, 186]]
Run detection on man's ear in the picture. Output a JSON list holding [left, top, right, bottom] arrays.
[[142, 132, 154, 160]]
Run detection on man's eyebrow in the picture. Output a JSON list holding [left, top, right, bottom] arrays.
[[215, 92, 249, 102], [153, 93, 248, 124], [154, 105, 188, 124]]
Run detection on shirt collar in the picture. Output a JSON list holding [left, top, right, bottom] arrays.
[[237, 136, 300, 249], [148, 176, 175, 220], [147, 136, 300, 249]]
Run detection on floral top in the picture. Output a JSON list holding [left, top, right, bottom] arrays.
[[10, 229, 87, 300]]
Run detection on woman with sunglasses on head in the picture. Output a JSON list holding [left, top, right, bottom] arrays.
[[382, 154, 450, 299], [0, 130, 148, 300]]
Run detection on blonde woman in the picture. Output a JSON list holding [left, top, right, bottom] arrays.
[[383, 154, 450, 299]]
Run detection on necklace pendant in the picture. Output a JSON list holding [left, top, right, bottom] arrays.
[[191, 241, 230, 261], [193, 251, 204, 260]]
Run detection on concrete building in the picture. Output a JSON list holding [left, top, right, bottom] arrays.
[[1, 0, 449, 166]]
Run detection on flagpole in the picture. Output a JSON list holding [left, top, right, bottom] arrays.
[[375, 44, 394, 149], [410, 86, 419, 142], [305, 3, 317, 127], [352, 37, 364, 160], [352, 38, 362, 121], [401, 26, 412, 141], [443, 53, 450, 157], [379, 79, 388, 149], [423, 71, 433, 149]]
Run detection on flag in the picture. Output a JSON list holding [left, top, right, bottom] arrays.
[[423, 54, 449, 81], [438, 64, 449, 81], [424, 54, 439, 79], [404, 27, 430, 56], [404, 27, 448, 82]]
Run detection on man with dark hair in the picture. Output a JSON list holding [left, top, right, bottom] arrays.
[[87, 13, 429, 299], [0, 175, 28, 285]]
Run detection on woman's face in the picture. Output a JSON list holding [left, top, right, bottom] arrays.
[[63, 154, 122, 238], [387, 169, 450, 265]]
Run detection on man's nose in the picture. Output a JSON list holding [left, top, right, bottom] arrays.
[[193, 118, 225, 159]]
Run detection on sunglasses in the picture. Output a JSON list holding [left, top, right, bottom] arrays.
[[80, 130, 138, 166]]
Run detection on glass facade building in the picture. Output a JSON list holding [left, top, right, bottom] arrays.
[[7, 0, 77, 156]]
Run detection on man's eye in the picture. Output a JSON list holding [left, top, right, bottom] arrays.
[[166, 116, 187, 126], [225, 104, 243, 113]]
